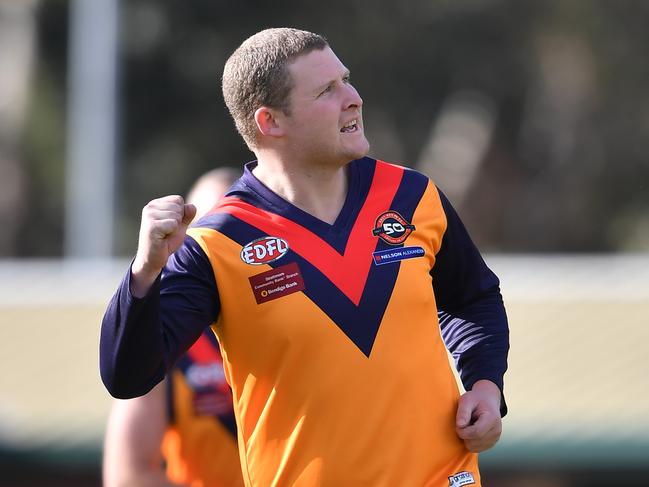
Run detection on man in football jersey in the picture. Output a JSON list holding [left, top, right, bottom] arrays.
[[100, 28, 509, 486], [102, 168, 244, 487]]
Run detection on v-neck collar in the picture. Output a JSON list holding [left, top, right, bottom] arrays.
[[237, 159, 363, 237]]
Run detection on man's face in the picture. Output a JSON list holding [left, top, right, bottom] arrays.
[[281, 47, 370, 168]]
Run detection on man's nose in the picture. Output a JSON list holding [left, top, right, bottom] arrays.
[[344, 83, 363, 109]]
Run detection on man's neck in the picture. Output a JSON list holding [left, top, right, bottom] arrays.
[[252, 154, 349, 225]]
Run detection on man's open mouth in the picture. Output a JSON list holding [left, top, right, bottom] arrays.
[[341, 119, 358, 133]]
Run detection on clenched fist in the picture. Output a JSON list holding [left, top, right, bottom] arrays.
[[130, 195, 196, 297], [456, 379, 503, 452]]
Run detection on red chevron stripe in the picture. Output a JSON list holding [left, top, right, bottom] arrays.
[[214, 161, 404, 305], [187, 333, 222, 365]]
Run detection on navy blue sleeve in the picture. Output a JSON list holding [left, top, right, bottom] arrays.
[[431, 188, 509, 415], [100, 236, 219, 399]]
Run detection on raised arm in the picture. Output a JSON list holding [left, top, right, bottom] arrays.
[[100, 196, 218, 399]]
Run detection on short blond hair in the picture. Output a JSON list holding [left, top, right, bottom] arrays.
[[222, 28, 328, 149]]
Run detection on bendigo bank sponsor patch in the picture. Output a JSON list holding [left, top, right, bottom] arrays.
[[249, 262, 305, 304]]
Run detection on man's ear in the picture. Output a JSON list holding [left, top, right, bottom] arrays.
[[254, 107, 285, 138]]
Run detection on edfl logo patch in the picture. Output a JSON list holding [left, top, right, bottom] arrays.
[[240, 236, 289, 265]]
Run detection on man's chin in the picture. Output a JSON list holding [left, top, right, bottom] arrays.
[[347, 140, 370, 161]]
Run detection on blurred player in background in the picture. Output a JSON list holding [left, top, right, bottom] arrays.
[[103, 167, 243, 487]]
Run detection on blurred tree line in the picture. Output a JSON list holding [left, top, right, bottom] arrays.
[[4, 0, 649, 256]]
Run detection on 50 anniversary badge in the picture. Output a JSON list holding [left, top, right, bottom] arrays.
[[372, 211, 415, 245]]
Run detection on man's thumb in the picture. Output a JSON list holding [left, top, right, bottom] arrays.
[[456, 398, 473, 428], [182, 203, 197, 225]]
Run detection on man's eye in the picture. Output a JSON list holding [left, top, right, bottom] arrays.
[[343, 75, 351, 84], [321, 85, 333, 95]]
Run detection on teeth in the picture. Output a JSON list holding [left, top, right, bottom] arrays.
[[343, 120, 357, 129]]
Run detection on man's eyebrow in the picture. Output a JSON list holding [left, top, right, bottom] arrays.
[[314, 69, 351, 93]]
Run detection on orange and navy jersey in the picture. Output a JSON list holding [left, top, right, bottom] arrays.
[[101, 157, 509, 487], [161, 330, 244, 487]]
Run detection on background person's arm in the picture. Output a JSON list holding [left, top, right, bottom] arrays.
[[103, 381, 183, 487]]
